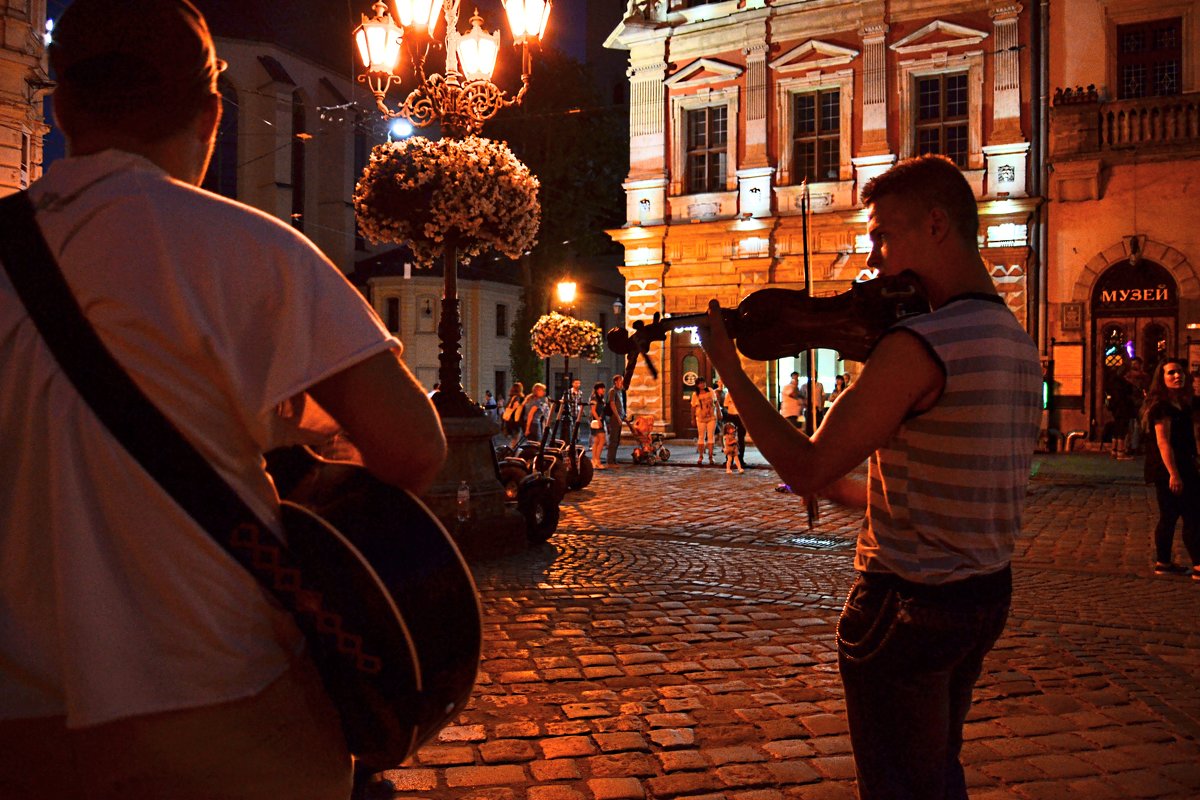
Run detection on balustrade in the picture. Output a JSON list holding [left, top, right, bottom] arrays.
[[1099, 93, 1200, 149]]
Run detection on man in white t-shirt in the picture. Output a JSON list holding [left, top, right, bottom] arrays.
[[781, 371, 802, 426], [0, 2, 446, 798]]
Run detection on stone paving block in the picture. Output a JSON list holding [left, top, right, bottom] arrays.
[[479, 739, 538, 764], [658, 749, 708, 772], [810, 735, 853, 756], [417, 745, 478, 766], [587, 753, 659, 778], [595, 715, 644, 733], [377, 768, 438, 792], [444, 764, 529, 788], [763, 739, 815, 760], [540, 736, 600, 759], [544, 667, 585, 681], [530, 759, 582, 782], [587, 777, 646, 800], [546, 721, 593, 736], [1023, 753, 1097, 780], [647, 712, 697, 728], [810, 755, 857, 780], [800, 713, 848, 737], [439, 724, 489, 743], [999, 714, 1076, 737], [497, 670, 541, 684], [782, 783, 856, 800], [1064, 778, 1128, 799], [766, 760, 822, 785], [646, 771, 723, 798], [594, 732, 650, 752], [704, 745, 768, 766], [662, 698, 705, 712], [715, 763, 774, 788], [528, 786, 588, 800], [494, 721, 541, 739], [583, 666, 627, 679], [649, 728, 696, 749], [1104, 768, 1187, 798], [454, 787, 519, 800], [980, 758, 1050, 783], [729, 791, 782, 800], [563, 703, 610, 719]]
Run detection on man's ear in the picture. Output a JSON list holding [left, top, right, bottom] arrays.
[[927, 206, 952, 243]]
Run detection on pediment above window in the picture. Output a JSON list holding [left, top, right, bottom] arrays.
[[665, 58, 744, 88], [770, 40, 860, 73], [889, 20, 988, 55]]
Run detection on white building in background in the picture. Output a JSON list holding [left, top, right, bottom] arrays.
[[0, 0, 48, 197]]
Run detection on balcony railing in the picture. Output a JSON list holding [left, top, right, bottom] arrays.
[[1049, 89, 1200, 160], [1100, 93, 1200, 149]]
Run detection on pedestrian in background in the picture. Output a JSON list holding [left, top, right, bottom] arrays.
[[606, 374, 627, 465], [723, 391, 746, 463], [589, 382, 607, 469], [1141, 358, 1200, 579], [781, 371, 801, 426], [700, 155, 1041, 799], [523, 383, 550, 443], [502, 382, 525, 447], [691, 377, 718, 465], [482, 389, 497, 420], [722, 422, 744, 474]]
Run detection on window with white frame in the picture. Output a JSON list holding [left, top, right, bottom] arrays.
[[792, 89, 841, 183], [896, 54, 984, 169], [668, 84, 740, 196], [914, 72, 969, 168], [685, 106, 728, 194]]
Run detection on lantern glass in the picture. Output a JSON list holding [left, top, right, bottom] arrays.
[[457, 15, 500, 81], [354, 14, 403, 73], [503, 0, 550, 42], [556, 280, 577, 306], [397, 0, 441, 32]]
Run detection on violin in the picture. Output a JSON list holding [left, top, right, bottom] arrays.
[[605, 271, 930, 530], [606, 272, 930, 378]]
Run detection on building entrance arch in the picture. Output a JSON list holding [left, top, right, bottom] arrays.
[[1090, 259, 1177, 443]]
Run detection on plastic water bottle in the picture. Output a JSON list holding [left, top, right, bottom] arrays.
[[456, 480, 471, 524]]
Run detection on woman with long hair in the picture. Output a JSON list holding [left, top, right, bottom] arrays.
[[502, 382, 525, 447], [1141, 358, 1200, 579], [589, 382, 607, 469]]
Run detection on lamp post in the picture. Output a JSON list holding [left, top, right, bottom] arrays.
[[555, 279, 576, 395], [353, 0, 550, 419], [352, 0, 551, 557]]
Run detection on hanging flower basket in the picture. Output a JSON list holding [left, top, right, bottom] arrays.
[[531, 312, 604, 362], [353, 135, 540, 267]]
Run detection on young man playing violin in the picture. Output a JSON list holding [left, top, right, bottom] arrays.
[[699, 155, 1041, 800]]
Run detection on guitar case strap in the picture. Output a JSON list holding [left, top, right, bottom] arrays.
[[0, 190, 320, 635]]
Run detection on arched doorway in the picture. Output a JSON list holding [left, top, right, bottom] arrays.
[[1090, 259, 1177, 440]]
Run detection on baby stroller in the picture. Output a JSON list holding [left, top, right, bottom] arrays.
[[627, 414, 671, 465]]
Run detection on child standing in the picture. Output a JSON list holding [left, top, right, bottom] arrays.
[[723, 422, 744, 474]]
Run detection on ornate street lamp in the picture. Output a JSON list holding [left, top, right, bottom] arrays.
[[352, 0, 551, 558], [353, 0, 550, 138]]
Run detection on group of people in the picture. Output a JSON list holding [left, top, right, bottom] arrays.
[[497, 375, 629, 469], [0, 6, 1089, 792], [780, 370, 854, 428], [688, 377, 746, 473]]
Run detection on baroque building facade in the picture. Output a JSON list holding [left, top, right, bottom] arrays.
[[1045, 0, 1200, 444], [605, 0, 1038, 437], [0, 0, 47, 197]]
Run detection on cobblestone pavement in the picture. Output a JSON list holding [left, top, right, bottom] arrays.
[[372, 454, 1200, 799]]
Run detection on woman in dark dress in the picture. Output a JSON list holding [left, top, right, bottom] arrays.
[[1141, 358, 1200, 579]]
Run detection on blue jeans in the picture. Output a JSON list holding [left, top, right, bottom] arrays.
[[837, 570, 1011, 800]]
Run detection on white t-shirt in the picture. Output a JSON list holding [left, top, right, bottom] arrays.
[[0, 151, 397, 728], [781, 381, 801, 417]]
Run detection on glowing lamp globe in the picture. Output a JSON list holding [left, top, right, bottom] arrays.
[[458, 12, 500, 82]]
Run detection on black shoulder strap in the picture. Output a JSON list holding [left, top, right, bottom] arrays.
[[0, 191, 287, 596]]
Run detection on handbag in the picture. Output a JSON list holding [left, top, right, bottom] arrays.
[[0, 192, 481, 769], [590, 419, 602, 431]]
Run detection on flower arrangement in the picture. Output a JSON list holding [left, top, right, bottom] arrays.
[[353, 135, 540, 267], [531, 312, 604, 362]]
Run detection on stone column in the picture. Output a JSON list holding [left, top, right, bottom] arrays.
[[990, 2, 1024, 142]]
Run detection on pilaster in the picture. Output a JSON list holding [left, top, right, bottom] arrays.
[[989, 2, 1024, 143], [743, 41, 770, 168], [858, 22, 891, 158]]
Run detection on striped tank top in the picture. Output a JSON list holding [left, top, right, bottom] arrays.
[[856, 294, 1042, 584]]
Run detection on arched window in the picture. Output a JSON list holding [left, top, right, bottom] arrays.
[[201, 77, 238, 199], [291, 91, 307, 231]]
